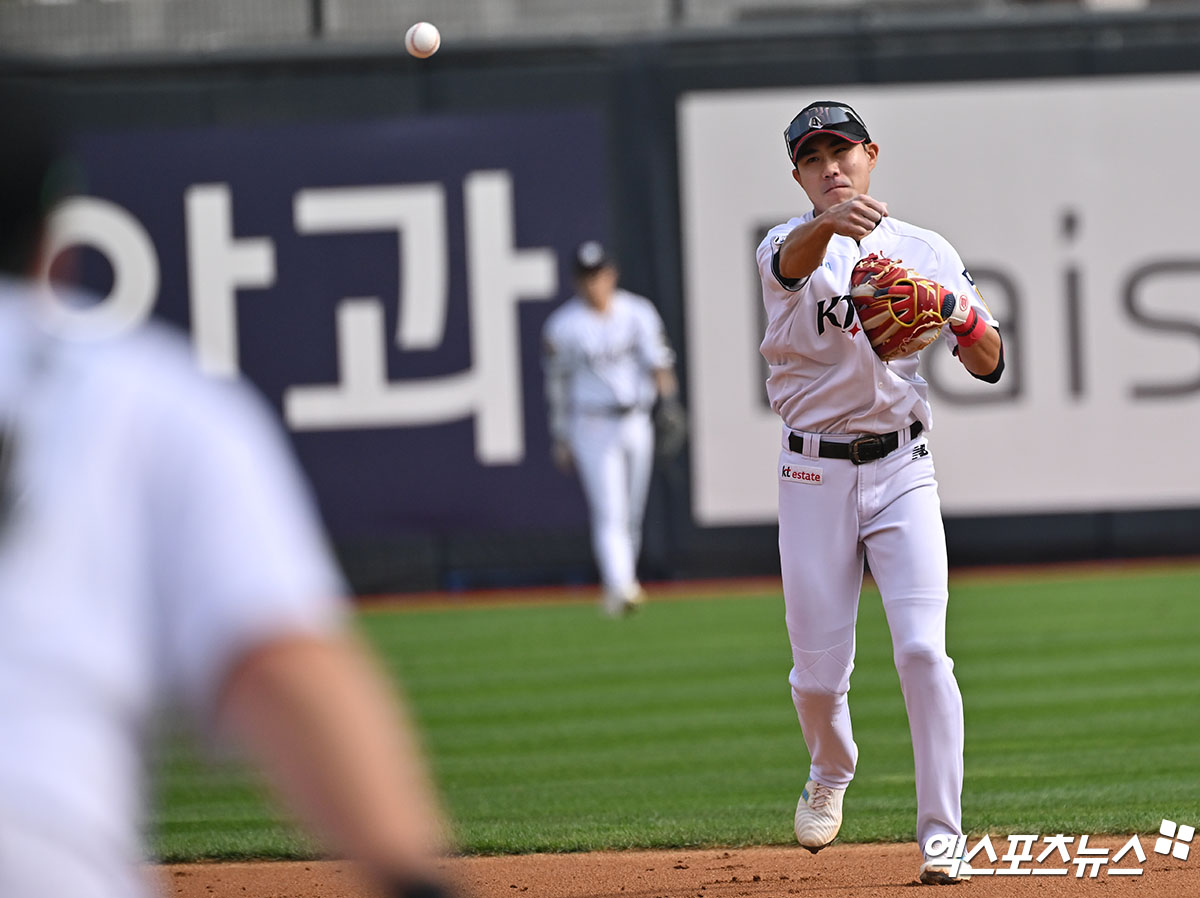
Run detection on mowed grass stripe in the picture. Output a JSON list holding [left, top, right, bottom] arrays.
[[149, 564, 1200, 859]]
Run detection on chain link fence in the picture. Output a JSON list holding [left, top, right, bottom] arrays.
[[2, 0, 1146, 59], [0, 0, 677, 57]]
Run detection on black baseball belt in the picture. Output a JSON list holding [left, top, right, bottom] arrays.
[[577, 404, 652, 417], [788, 421, 923, 465]]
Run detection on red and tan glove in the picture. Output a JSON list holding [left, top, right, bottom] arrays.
[[849, 254, 966, 361]]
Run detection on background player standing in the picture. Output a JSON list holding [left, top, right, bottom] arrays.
[[756, 101, 1003, 885], [0, 83, 457, 898], [542, 241, 681, 616]]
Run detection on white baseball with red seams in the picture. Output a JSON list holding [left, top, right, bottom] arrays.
[[404, 22, 440, 59], [756, 210, 998, 855]]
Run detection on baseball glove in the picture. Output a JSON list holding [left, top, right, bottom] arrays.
[[849, 254, 961, 361], [653, 395, 688, 461]]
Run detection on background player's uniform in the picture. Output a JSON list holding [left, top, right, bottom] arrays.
[[756, 213, 997, 853], [542, 288, 675, 611], [0, 280, 345, 898]]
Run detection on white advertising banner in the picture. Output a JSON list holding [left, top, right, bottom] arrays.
[[678, 76, 1200, 524]]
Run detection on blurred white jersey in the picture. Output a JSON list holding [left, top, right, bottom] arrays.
[[0, 279, 345, 898], [756, 213, 996, 435], [542, 289, 675, 414], [541, 287, 673, 607]]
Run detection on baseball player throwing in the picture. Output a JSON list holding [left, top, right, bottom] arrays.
[[542, 241, 680, 616], [757, 101, 1003, 885]]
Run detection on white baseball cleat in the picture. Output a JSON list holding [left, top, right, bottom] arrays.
[[793, 780, 845, 853], [919, 858, 973, 885], [602, 585, 645, 617]]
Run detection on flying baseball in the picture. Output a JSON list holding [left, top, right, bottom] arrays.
[[405, 22, 441, 58]]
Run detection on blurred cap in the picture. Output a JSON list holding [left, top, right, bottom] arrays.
[[573, 240, 614, 276], [0, 79, 66, 274], [784, 101, 871, 165]]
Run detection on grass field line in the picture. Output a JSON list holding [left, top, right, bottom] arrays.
[[357, 555, 1200, 612], [153, 562, 1200, 860]]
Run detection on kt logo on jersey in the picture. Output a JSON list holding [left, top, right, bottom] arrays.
[[816, 295, 859, 338], [781, 463, 823, 485]]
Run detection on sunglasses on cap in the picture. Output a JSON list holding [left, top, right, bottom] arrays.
[[784, 103, 871, 164]]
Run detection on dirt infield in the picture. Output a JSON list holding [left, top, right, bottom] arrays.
[[160, 840, 1196, 897]]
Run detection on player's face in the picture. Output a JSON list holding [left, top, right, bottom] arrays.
[[577, 266, 619, 309], [791, 135, 878, 214]]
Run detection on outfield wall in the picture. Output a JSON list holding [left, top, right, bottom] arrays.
[[8, 7, 1200, 590]]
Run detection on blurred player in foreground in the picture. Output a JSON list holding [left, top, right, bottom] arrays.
[[541, 241, 683, 616], [0, 82, 457, 898]]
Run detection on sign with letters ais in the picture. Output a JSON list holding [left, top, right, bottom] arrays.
[[678, 76, 1200, 522]]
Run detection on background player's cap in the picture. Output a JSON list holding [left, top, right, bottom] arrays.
[[573, 240, 615, 276], [784, 101, 871, 165]]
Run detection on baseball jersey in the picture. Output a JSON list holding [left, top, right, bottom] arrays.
[[542, 289, 675, 414], [757, 212, 997, 435], [0, 278, 346, 898]]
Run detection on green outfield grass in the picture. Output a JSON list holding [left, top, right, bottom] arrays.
[[149, 563, 1200, 861]]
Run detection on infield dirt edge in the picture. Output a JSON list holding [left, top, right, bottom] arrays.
[[159, 839, 1196, 897]]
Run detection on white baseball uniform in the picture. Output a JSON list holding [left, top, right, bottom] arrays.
[[0, 278, 345, 898], [756, 213, 997, 852], [542, 288, 675, 609]]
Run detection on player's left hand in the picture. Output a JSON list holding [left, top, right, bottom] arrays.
[[551, 439, 574, 473], [938, 289, 970, 328], [940, 289, 985, 342], [653, 396, 688, 461]]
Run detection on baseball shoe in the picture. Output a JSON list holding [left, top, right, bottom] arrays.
[[626, 584, 647, 610], [919, 858, 973, 885], [602, 585, 645, 617], [793, 780, 845, 853]]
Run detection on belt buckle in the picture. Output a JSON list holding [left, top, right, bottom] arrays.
[[848, 434, 884, 465]]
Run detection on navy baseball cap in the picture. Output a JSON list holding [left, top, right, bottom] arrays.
[[785, 101, 871, 165], [0, 80, 65, 274], [573, 240, 614, 275]]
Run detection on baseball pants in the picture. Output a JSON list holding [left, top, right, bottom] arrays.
[[569, 410, 654, 600], [776, 425, 964, 853]]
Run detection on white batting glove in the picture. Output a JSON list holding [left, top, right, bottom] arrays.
[[940, 291, 973, 330], [941, 292, 989, 348]]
